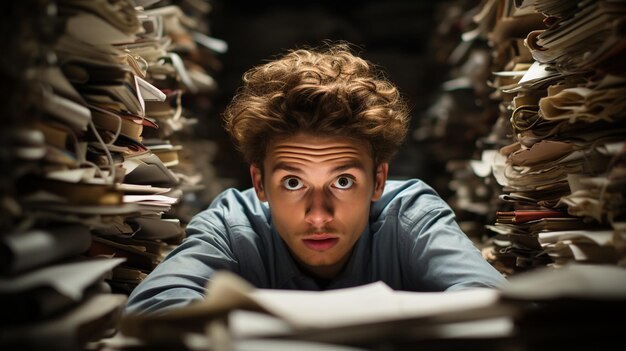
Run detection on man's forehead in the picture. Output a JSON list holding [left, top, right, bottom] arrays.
[[269, 135, 366, 156], [264, 134, 373, 169], [271, 143, 362, 156]]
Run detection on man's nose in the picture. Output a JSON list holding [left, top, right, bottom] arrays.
[[304, 188, 333, 228]]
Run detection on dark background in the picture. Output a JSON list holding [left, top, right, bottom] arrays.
[[198, 0, 452, 195]]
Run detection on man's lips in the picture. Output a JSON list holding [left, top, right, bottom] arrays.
[[302, 234, 339, 251]]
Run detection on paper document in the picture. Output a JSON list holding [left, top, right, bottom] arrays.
[[121, 271, 500, 338], [250, 281, 499, 329]]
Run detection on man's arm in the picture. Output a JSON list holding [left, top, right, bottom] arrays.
[[403, 199, 508, 291], [125, 207, 239, 315], [383, 180, 507, 291]]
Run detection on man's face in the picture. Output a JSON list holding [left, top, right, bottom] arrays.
[[250, 133, 388, 280]]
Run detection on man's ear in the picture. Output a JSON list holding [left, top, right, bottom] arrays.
[[250, 165, 267, 202], [372, 163, 388, 201]]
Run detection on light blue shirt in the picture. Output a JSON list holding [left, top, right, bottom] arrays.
[[126, 179, 507, 314]]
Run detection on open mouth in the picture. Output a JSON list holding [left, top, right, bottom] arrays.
[[302, 237, 339, 251]]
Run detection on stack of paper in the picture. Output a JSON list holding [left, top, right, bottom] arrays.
[[115, 264, 626, 350], [413, 0, 552, 275], [0, 1, 145, 348], [119, 271, 507, 349], [0, 257, 127, 350], [525, 0, 626, 73], [486, 0, 626, 269], [415, 0, 626, 275], [411, 0, 519, 245], [501, 0, 623, 271], [1, 0, 228, 349]]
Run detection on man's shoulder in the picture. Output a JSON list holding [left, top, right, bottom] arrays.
[[379, 179, 443, 205], [191, 187, 269, 228], [373, 179, 452, 222], [211, 187, 264, 208]]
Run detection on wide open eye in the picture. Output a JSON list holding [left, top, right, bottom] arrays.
[[282, 177, 304, 190], [333, 176, 354, 190]]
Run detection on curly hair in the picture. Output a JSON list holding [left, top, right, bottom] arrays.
[[223, 43, 410, 167]]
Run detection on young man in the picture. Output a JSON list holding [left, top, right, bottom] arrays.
[[126, 43, 506, 314]]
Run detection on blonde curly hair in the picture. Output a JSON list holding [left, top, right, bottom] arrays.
[[223, 42, 410, 168]]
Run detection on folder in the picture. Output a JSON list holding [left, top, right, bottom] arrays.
[[90, 105, 144, 141], [145, 140, 183, 167], [17, 177, 124, 206], [79, 77, 145, 116], [123, 153, 179, 187], [0, 258, 125, 301], [0, 224, 92, 275], [88, 236, 160, 271], [59, 0, 140, 36], [30, 121, 73, 150], [41, 89, 92, 132], [129, 216, 184, 241], [55, 34, 124, 66], [65, 12, 137, 45], [496, 210, 571, 224]]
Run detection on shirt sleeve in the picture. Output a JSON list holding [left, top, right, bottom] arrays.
[[399, 190, 508, 292], [124, 205, 239, 315]]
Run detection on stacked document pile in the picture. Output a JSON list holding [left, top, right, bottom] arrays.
[[411, 1, 512, 243], [426, 0, 626, 275], [111, 264, 626, 351], [414, 0, 548, 271], [0, 0, 226, 349]]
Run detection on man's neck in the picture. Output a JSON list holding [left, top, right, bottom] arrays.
[[293, 249, 353, 281]]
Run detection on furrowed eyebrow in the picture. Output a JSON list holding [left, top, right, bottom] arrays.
[[270, 161, 366, 174], [271, 162, 302, 174], [331, 161, 366, 174]]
